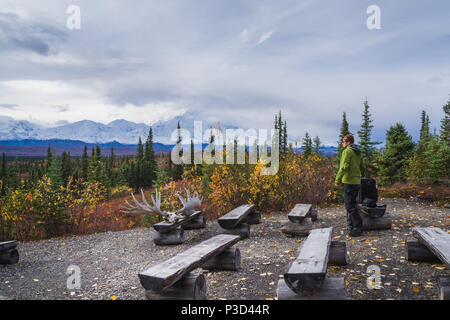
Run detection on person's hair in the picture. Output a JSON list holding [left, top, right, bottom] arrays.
[[343, 134, 354, 144]]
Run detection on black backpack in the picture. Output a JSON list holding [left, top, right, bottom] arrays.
[[358, 178, 378, 207]]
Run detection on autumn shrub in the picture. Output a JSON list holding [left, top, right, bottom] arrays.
[[379, 183, 450, 206], [205, 150, 336, 215], [0, 176, 68, 240]]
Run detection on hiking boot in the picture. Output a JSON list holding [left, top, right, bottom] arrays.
[[349, 229, 362, 237]]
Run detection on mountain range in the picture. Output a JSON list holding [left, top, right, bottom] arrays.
[[0, 112, 235, 145], [0, 114, 337, 157]]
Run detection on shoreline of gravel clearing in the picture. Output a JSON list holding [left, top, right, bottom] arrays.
[[0, 197, 448, 300]]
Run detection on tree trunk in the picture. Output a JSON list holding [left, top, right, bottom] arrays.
[[145, 273, 206, 300]]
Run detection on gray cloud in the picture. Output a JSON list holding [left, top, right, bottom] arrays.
[[0, 103, 18, 109], [0, 1, 449, 144], [0, 11, 66, 56]]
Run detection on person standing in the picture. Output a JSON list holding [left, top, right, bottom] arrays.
[[335, 134, 366, 237]]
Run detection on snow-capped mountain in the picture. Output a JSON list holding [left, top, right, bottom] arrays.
[[0, 112, 238, 144], [0, 116, 41, 140]]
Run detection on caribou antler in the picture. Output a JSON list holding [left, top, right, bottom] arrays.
[[175, 188, 203, 216], [121, 188, 203, 223]]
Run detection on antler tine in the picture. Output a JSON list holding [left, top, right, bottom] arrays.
[[176, 193, 187, 208], [150, 188, 161, 208], [131, 192, 151, 211], [123, 200, 138, 209], [184, 187, 192, 201], [140, 188, 152, 208]]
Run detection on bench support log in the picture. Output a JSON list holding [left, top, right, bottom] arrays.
[[201, 248, 241, 271], [281, 218, 312, 236], [145, 273, 206, 300], [438, 277, 450, 300], [220, 223, 250, 239], [153, 228, 185, 246], [329, 241, 347, 266], [361, 213, 391, 230], [310, 209, 318, 221], [0, 249, 19, 265], [406, 240, 440, 262], [277, 278, 346, 300], [182, 216, 206, 230], [242, 211, 261, 225]]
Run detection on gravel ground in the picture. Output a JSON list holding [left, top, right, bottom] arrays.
[[0, 198, 448, 300]]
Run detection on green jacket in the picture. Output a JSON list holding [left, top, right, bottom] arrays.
[[335, 144, 365, 185]]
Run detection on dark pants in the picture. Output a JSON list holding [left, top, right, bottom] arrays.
[[344, 184, 362, 231]]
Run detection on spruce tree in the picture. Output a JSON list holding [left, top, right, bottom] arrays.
[[423, 134, 449, 183], [88, 145, 103, 183], [378, 123, 415, 185], [302, 132, 313, 157], [81, 145, 89, 180], [336, 112, 351, 168], [136, 137, 144, 186], [357, 99, 381, 174], [418, 110, 431, 154], [440, 98, 450, 146], [45, 144, 53, 172], [47, 157, 63, 187], [0, 153, 7, 194], [172, 121, 184, 180], [313, 136, 321, 155], [0, 152, 6, 182], [61, 151, 72, 185], [143, 127, 156, 187]]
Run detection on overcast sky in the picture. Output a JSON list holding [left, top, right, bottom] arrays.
[[0, 0, 449, 145]]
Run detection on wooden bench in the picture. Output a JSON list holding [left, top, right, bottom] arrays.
[[152, 211, 206, 245], [282, 204, 317, 236], [407, 227, 450, 300], [139, 234, 241, 299], [218, 204, 261, 239], [0, 240, 19, 265], [277, 227, 346, 299], [411, 227, 450, 267]]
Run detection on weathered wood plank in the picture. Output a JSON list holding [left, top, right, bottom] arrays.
[[413, 227, 450, 267], [0, 240, 18, 252], [288, 204, 312, 223], [145, 273, 206, 300], [218, 204, 255, 229], [139, 234, 240, 291], [284, 227, 333, 295], [153, 211, 202, 233], [406, 240, 440, 262], [277, 278, 346, 300]]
